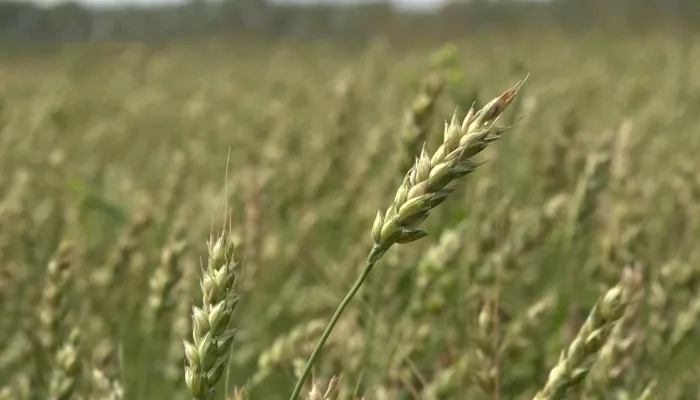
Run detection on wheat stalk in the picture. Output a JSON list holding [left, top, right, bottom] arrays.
[[288, 78, 526, 400]]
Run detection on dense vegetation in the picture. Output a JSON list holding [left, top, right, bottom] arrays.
[[2, 0, 700, 42], [1, 32, 700, 399]]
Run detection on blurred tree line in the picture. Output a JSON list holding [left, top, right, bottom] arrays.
[[0, 0, 699, 43]]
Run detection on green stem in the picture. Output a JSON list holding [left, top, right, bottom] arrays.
[[288, 245, 384, 400], [360, 259, 385, 385]]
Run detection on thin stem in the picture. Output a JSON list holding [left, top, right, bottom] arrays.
[[359, 260, 384, 388], [289, 246, 384, 400]]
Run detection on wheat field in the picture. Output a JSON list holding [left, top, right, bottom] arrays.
[[1, 34, 700, 399]]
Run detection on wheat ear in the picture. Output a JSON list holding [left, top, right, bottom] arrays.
[[533, 285, 628, 400], [183, 231, 240, 400], [288, 78, 526, 400]]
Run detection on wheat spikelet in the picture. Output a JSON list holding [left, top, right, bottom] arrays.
[[474, 194, 567, 287], [586, 266, 644, 397], [47, 328, 81, 400], [144, 240, 187, 332], [307, 376, 341, 400], [91, 367, 124, 400], [183, 230, 241, 400], [421, 353, 474, 399], [92, 208, 153, 297], [250, 319, 327, 387], [30, 241, 75, 391], [370, 79, 525, 256], [397, 73, 444, 174], [533, 285, 628, 400], [39, 242, 75, 355], [290, 79, 526, 400]]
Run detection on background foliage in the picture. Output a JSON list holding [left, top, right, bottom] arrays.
[[1, 1, 700, 399], [1, 0, 700, 42]]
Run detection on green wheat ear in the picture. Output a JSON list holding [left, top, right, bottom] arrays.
[[289, 78, 527, 400], [533, 285, 628, 400], [183, 231, 241, 400]]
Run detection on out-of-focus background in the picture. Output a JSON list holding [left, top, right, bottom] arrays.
[[1, 0, 699, 41], [2, 1, 700, 399]]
